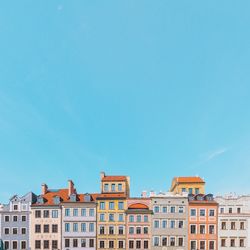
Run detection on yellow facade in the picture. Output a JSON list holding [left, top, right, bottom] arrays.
[[170, 176, 205, 195]]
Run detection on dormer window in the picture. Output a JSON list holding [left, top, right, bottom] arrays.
[[53, 196, 60, 205], [84, 194, 91, 202], [111, 184, 115, 192], [70, 194, 77, 202], [37, 196, 44, 204]]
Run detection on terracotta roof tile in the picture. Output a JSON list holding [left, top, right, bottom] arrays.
[[128, 203, 149, 209], [102, 176, 127, 182], [175, 176, 205, 183]]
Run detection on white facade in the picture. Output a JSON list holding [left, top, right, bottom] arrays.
[[215, 194, 250, 250]]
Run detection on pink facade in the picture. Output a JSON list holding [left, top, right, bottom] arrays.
[[126, 198, 152, 250]]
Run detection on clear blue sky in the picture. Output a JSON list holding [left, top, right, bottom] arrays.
[[0, 1, 250, 202]]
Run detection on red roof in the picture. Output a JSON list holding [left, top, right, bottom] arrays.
[[128, 203, 149, 209], [175, 176, 205, 183], [102, 176, 127, 182]]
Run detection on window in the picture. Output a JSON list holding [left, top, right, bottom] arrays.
[[191, 241, 196, 250], [52, 210, 58, 218], [209, 225, 215, 234], [35, 224, 41, 233], [119, 214, 124, 221], [89, 223, 94, 232], [52, 241, 58, 249], [4, 216, 10, 222], [240, 222, 245, 230], [144, 215, 148, 222], [200, 225, 205, 234], [209, 209, 215, 216], [129, 241, 134, 249], [65, 208, 70, 216], [100, 226, 105, 234], [162, 206, 167, 213], [100, 241, 105, 248], [170, 237, 175, 246], [137, 215, 141, 222], [200, 241, 205, 250], [129, 215, 134, 222], [119, 226, 124, 235], [230, 239, 235, 247], [21, 228, 26, 234], [162, 237, 167, 246], [73, 239, 78, 248], [90, 208, 95, 216], [14, 205, 18, 210], [104, 184, 109, 192], [43, 210, 49, 218], [144, 241, 148, 249], [129, 227, 134, 234], [73, 223, 78, 232], [109, 241, 114, 248], [4, 241, 9, 250], [144, 227, 148, 234], [182, 188, 186, 193], [154, 206, 159, 213], [13, 228, 18, 234], [221, 221, 226, 230], [154, 220, 159, 228], [44, 240, 49, 249], [190, 209, 196, 216], [13, 215, 18, 222], [229, 208, 232, 213], [52, 224, 58, 233], [109, 213, 114, 221], [190, 225, 196, 234], [118, 183, 122, 191], [136, 227, 141, 234], [178, 238, 184, 247], [179, 206, 184, 213], [220, 207, 224, 214], [12, 241, 17, 249], [195, 188, 199, 194], [179, 220, 184, 228], [100, 202, 105, 210], [111, 184, 115, 191], [43, 224, 49, 233], [4, 228, 9, 234], [109, 226, 114, 235], [200, 209, 206, 216], [237, 207, 241, 214], [73, 208, 78, 216], [65, 239, 70, 248], [170, 220, 175, 228], [209, 241, 215, 250], [89, 239, 94, 248], [35, 210, 41, 218], [81, 208, 86, 216], [22, 215, 26, 221], [65, 223, 70, 232], [162, 220, 167, 228], [231, 222, 236, 230], [100, 213, 105, 221], [189, 188, 193, 194], [81, 239, 86, 247], [21, 241, 26, 250], [170, 206, 175, 213], [240, 239, 245, 247], [136, 241, 141, 249], [118, 202, 124, 210], [154, 237, 159, 246], [221, 239, 226, 247], [35, 240, 41, 249], [118, 241, 124, 249], [109, 202, 115, 210]]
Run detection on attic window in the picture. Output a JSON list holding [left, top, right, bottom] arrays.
[[37, 196, 44, 204], [84, 194, 91, 202], [53, 196, 60, 205], [70, 194, 77, 202]]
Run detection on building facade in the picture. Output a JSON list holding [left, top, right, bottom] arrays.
[[149, 191, 188, 250], [62, 193, 97, 250], [215, 194, 250, 250], [125, 198, 152, 250], [96, 172, 130, 250], [0, 192, 37, 250], [188, 194, 218, 250], [170, 176, 205, 195]]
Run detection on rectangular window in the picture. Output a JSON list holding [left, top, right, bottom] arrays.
[[35, 240, 41, 249], [119, 214, 124, 221], [118, 202, 124, 210], [238, 207, 241, 213], [100, 213, 105, 221], [144, 241, 149, 249], [129, 241, 134, 249], [191, 241, 196, 250], [136, 227, 141, 234], [4, 228, 9, 235], [100, 202, 105, 210], [179, 206, 184, 213], [52, 224, 58, 233], [4, 216, 10, 222], [73, 208, 78, 216], [170, 220, 175, 228], [111, 184, 116, 191], [222, 221, 226, 230], [52, 210, 58, 218], [65, 239, 70, 248], [4, 241, 9, 250], [52, 241, 58, 249], [136, 241, 141, 249], [231, 222, 236, 230], [240, 239, 245, 247], [12, 228, 18, 234], [200, 209, 206, 216], [221, 239, 226, 247], [179, 220, 184, 228], [44, 240, 49, 249], [104, 184, 109, 192], [22, 215, 26, 221], [144, 227, 148, 234], [240, 222, 245, 230], [162, 220, 167, 228], [182, 188, 186, 193], [65, 223, 70, 232], [230, 239, 235, 247], [73, 239, 78, 248], [209, 241, 215, 250], [73, 223, 78, 232], [65, 208, 70, 216], [144, 215, 148, 222], [129, 215, 134, 222], [162, 206, 167, 213], [109, 202, 115, 210], [220, 207, 224, 214], [13, 215, 18, 222], [162, 237, 167, 246], [154, 220, 159, 228], [170, 237, 175, 246], [200, 241, 205, 250], [12, 241, 17, 250], [100, 241, 105, 248], [35, 210, 41, 218], [109, 241, 114, 248], [190, 209, 196, 216], [21, 241, 26, 249], [179, 238, 184, 247], [109, 213, 114, 221], [109, 226, 114, 235], [43, 224, 49, 233], [81, 239, 86, 247], [129, 227, 134, 234], [100, 226, 105, 234], [154, 237, 159, 246], [154, 206, 159, 213], [21, 228, 26, 234], [118, 183, 122, 191], [229, 208, 232, 213], [89, 208, 95, 216], [81, 208, 86, 216], [189, 188, 193, 194], [89, 239, 94, 248], [35, 224, 41, 233], [81, 223, 86, 232], [89, 223, 94, 232], [170, 206, 175, 213], [200, 225, 206, 234], [137, 215, 141, 222], [190, 225, 196, 234], [118, 241, 124, 249], [209, 225, 215, 234], [209, 209, 215, 216], [195, 188, 199, 194], [43, 210, 49, 218], [119, 226, 124, 235]]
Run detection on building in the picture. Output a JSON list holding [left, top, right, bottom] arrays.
[[96, 172, 130, 250], [0, 192, 37, 250], [170, 176, 205, 195], [188, 194, 218, 250], [215, 194, 250, 250], [62, 192, 97, 250], [30, 181, 76, 250], [149, 191, 188, 250], [125, 198, 152, 250]]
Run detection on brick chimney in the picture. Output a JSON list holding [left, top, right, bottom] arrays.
[[68, 180, 75, 196], [42, 183, 48, 195], [100, 171, 105, 180]]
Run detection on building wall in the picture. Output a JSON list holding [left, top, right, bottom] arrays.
[[188, 202, 218, 250], [62, 202, 97, 250], [215, 195, 250, 250], [150, 193, 188, 250]]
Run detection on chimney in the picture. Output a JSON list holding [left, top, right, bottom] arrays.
[[141, 191, 147, 198], [100, 172, 105, 180], [42, 183, 48, 195], [149, 191, 155, 197], [68, 180, 75, 196]]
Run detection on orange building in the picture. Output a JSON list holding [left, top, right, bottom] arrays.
[[188, 194, 218, 250]]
